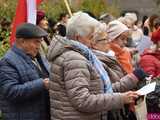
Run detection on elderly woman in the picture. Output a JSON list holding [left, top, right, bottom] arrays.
[[90, 24, 146, 120], [107, 20, 134, 74], [90, 28, 126, 83], [140, 28, 160, 78], [36, 10, 51, 56], [118, 13, 143, 54], [47, 12, 146, 120]]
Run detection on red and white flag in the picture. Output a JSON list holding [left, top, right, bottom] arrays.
[[10, 0, 42, 46]]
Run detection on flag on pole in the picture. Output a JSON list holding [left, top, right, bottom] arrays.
[[10, 0, 42, 46], [64, 0, 72, 17]]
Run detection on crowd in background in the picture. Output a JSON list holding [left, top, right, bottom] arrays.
[[35, 10, 160, 79], [0, 9, 160, 120]]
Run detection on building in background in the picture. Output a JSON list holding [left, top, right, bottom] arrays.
[[69, 0, 159, 19], [107, 0, 159, 18]]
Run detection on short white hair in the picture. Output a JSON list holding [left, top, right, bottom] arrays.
[[125, 13, 137, 23], [118, 12, 137, 28], [66, 11, 104, 38]]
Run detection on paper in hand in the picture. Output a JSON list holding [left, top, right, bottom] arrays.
[[136, 82, 156, 95]]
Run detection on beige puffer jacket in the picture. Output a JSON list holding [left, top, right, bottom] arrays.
[[47, 36, 138, 120]]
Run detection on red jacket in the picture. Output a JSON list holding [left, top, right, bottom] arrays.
[[140, 50, 160, 78]]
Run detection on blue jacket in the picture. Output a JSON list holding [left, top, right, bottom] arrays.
[[0, 45, 50, 120]]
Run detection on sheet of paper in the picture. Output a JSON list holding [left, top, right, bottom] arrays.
[[136, 82, 156, 95]]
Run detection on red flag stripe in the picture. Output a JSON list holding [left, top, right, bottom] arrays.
[[10, 0, 27, 46], [10, 0, 43, 46], [36, 0, 42, 5]]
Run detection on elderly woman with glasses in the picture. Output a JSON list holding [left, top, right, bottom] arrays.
[[47, 12, 147, 120]]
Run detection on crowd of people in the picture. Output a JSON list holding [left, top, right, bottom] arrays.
[[0, 9, 160, 120]]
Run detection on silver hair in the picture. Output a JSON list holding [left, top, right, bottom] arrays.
[[66, 11, 101, 38]]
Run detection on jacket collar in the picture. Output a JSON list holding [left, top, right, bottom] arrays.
[[12, 44, 50, 73], [12, 44, 32, 62]]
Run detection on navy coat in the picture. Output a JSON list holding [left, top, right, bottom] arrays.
[[0, 45, 50, 120]]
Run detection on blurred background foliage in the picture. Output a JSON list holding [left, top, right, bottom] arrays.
[[39, 0, 120, 21], [0, 0, 17, 58], [0, 0, 120, 58]]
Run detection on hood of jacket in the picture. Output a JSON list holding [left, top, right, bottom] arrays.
[[47, 36, 71, 62], [141, 49, 160, 61]]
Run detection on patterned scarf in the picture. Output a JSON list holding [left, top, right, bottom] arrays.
[[69, 40, 113, 93]]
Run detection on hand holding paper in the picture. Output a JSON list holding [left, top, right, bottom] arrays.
[[136, 82, 156, 95]]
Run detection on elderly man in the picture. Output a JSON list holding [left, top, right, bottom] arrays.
[[48, 12, 147, 120], [0, 23, 50, 120]]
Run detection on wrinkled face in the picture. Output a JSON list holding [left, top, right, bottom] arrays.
[[38, 17, 49, 30], [91, 39, 110, 52], [22, 38, 42, 57], [114, 31, 129, 48]]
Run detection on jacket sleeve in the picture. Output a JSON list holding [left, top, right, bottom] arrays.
[[112, 74, 138, 92], [0, 61, 45, 102], [63, 55, 124, 113]]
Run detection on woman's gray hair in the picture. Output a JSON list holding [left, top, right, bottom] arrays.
[[66, 11, 105, 38]]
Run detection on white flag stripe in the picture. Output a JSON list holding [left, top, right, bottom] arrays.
[[27, 0, 36, 25]]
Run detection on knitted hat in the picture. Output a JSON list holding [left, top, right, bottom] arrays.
[[106, 20, 129, 41], [36, 10, 45, 25]]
